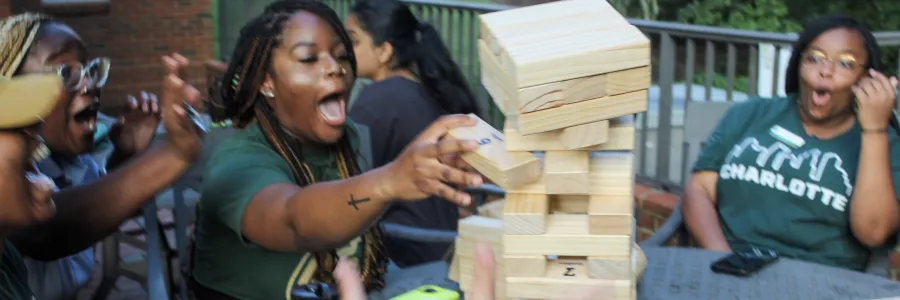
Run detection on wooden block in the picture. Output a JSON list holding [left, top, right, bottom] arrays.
[[458, 215, 504, 243], [503, 255, 546, 277], [497, 194, 593, 213], [503, 214, 631, 257], [477, 199, 505, 219], [558, 120, 610, 150], [503, 193, 549, 234], [505, 257, 633, 300], [587, 256, 631, 280], [456, 237, 502, 259], [544, 151, 590, 195], [478, 4, 650, 90], [588, 195, 635, 235], [588, 242, 648, 281], [446, 114, 542, 188], [480, 0, 626, 55], [516, 90, 648, 135], [504, 115, 635, 151], [515, 66, 650, 113], [507, 151, 634, 196], [449, 254, 460, 282]]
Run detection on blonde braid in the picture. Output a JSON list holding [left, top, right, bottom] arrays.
[[0, 13, 53, 78]]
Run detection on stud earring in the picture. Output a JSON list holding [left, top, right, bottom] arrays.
[[261, 90, 274, 98], [340, 67, 347, 75]]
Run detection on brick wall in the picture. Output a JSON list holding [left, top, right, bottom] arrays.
[[633, 183, 900, 280], [6, 0, 215, 114]]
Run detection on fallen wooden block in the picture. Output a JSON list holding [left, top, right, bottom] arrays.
[[446, 114, 542, 189]]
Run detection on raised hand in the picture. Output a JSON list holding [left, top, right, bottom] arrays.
[[110, 91, 160, 155], [0, 130, 57, 231], [381, 114, 483, 206], [853, 69, 899, 131], [160, 53, 204, 162]]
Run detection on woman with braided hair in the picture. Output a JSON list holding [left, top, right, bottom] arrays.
[[191, 1, 483, 299]]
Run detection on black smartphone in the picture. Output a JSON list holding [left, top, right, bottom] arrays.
[[710, 247, 779, 277]]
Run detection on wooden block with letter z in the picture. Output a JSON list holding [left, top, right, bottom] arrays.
[[446, 114, 542, 189]]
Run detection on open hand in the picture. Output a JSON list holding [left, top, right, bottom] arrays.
[[111, 91, 160, 155], [0, 130, 57, 231], [382, 114, 483, 206], [853, 69, 899, 131], [160, 53, 204, 162]]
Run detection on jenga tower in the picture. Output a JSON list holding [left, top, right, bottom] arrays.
[[448, 0, 650, 299]]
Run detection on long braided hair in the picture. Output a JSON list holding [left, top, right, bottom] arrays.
[[206, 0, 387, 291]]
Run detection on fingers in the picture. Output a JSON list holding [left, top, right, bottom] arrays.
[[416, 114, 478, 142], [868, 69, 892, 94], [414, 158, 482, 187], [422, 138, 479, 159], [149, 92, 160, 114], [206, 59, 228, 73], [414, 178, 472, 206], [162, 53, 190, 78], [334, 257, 366, 300], [469, 242, 496, 300]]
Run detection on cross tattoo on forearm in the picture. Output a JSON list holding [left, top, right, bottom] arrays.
[[347, 194, 371, 210]]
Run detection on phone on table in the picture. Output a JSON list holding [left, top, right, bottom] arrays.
[[390, 285, 459, 300], [710, 246, 779, 277]]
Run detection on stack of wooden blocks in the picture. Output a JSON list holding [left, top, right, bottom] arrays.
[[448, 0, 651, 299]]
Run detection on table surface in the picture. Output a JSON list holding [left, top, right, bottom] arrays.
[[638, 247, 900, 300], [368, 247, 900, 300]]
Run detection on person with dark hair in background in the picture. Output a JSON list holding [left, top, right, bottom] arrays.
[[190, 0, 483, 299], [683, 13, 900, 272], [345, 0, 484, 268]]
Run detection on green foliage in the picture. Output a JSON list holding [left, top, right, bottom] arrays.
[[676, 0, 802, 32], [691, 74, 750, 94], [609, 0, 661, 20]]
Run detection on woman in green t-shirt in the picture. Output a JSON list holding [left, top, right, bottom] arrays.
[[684, 14, 900, 272], [191, 1, 483, 299]]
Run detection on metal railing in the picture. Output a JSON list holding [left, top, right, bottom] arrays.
[[217, 0, 900, 185]]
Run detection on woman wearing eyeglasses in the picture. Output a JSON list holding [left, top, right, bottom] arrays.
[[0, 13, 204, 300], [683, 14, 900, 272]]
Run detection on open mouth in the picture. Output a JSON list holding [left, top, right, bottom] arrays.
[[317, 90, 347, 126], [71, 101, 99, 133], [811, 88, 832, 107]]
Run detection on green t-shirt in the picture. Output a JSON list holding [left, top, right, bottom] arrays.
[[193, 121, 373, 300], [693, 95, 900, 271], [0, 240, 33, 300]]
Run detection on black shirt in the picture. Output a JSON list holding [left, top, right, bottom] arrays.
[[349, 77, 459, 267]]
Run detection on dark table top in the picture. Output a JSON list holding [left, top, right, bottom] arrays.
[[638, 247, 900, 300], [368, 247, 900, 300]]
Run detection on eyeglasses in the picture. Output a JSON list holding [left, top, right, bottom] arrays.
[[44, 57, 110, 93], [801, 51, 861, 73]]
